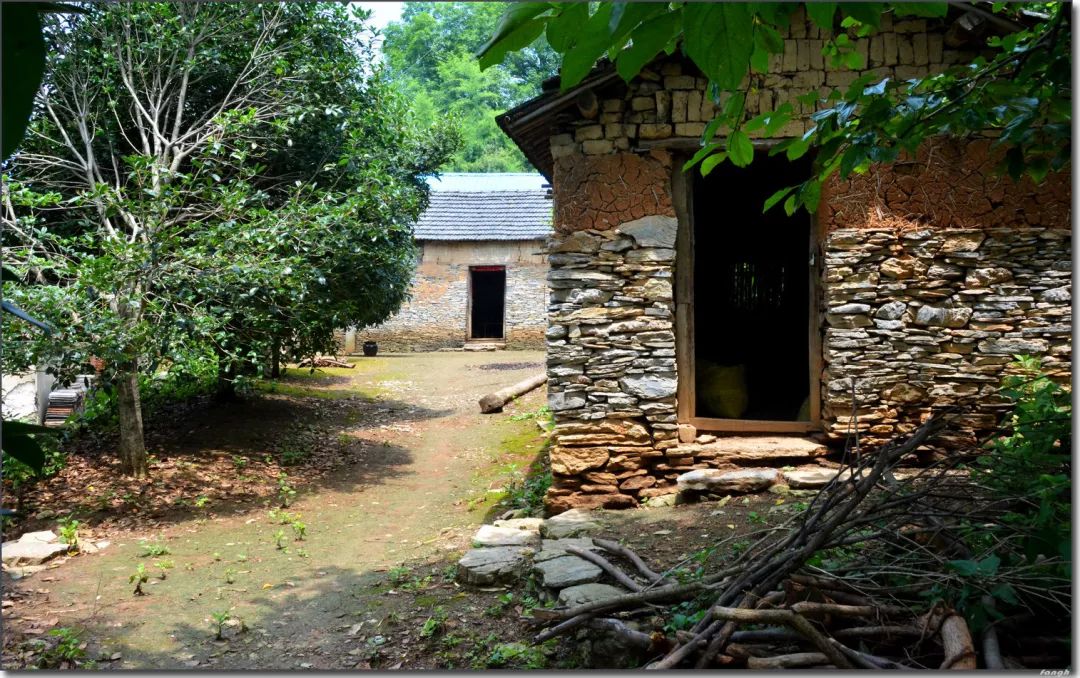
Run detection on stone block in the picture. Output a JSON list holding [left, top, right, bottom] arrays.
[[677, 468, 780, 493], [533, 555, 602, 588], [582, 139, 615, 155], [541, 508, 600, 538], [558, 583, 625, 608], [618, 215, 677, 248], [675, 122, 707, 137], [473, 525, 541, 548], [638, 123, 672, 140], [575, 125, 604, 141], [457, 546, 532, 586]]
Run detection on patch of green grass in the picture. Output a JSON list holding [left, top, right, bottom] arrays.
[[139, 541, 170, 557]]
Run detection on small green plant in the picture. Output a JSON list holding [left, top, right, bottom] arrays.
[[509, 405, 552, 422], [401, 574, 432, 592], [296, 548, 309, 558], [274, 529, 288, 550], [281, 448, 309, 466], [224, 567, 237, 584], [441, 564, 458, 582], [57, 517, 81, 548], [419, 606, 447, 638], [210, 610, 231, 641], [236, 553, 248, 563], [212, 552, 222, 561], [747, 511, 767, 525], [154, 559, 174, 579], [277, 473, 297, 507], [129, 563, 149, 595], [387, 566, 411, 586], [291, 519, 306, 541], [38, 627, 86, 668], [194, 495, 211, 509], [232, 455, 248, 471], [139, 540, 170, 557]]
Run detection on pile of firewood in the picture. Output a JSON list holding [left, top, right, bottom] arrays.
[[295, 356, 353, 369], [528, 411, 1070, 669]]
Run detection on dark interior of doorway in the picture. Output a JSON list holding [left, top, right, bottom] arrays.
[[470, 267, 505, 339], [693, 152, 812, 421]]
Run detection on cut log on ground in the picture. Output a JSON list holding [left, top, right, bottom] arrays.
[[296, 356, 354, 368], [479, 373, 547, 413]]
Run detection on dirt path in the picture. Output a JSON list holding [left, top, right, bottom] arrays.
[[4, 352, 551, 669]]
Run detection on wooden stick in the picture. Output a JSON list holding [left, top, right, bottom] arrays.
[[587, 618, 653, 652], [939, 613, 977, 669], [981, 596, 1005, 670], [565, 545, 643, 592], [593, 538, 670, 585], [832, 625, 926, 640], [828, 637, 915, 670], [746, 652, 829, 669], [534, 612, 593, 644], [709, 606, 854, 669], [478, 373, 547, 414], [548, 580, 712, 621]]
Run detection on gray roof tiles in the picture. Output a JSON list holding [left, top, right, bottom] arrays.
[[414, 189, 553, 241]]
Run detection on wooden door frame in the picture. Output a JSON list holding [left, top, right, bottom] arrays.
[[673, 149, 821, 434], [466, 265, 508, 341]]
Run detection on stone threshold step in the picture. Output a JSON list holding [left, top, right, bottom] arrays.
[[669, 436, 829, 463]]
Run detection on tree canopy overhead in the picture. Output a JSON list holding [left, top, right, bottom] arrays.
[[478, 2, 1070, 213], [381, 2, 560, 172], [3, 2, 456, 476]]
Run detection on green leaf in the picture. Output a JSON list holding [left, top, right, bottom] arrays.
[[840, 3, 884, 28], [785, 135, 812, 161], [727, 129, 754, 167], [700, 151, 728, 176], [763, 185, 795, 213], [978, 553, 1001, 576], [545, 2, 588, 52], [682, 142, 721, 172], [2, 420, 57, 474], [805, 2, 837, 31], [947, 559, 980, 577], [892, 3, 948, 18], [683, 3, 754, 90], [2, 3, 46, 160], [609, 1, 668, 44], [559, 4, 615, 90], [477, 3, 552, 68], [615, 11, 682, 83]]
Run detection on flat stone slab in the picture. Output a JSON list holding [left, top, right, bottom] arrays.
[[492, 518, 544, 532], [541, 509, 600, 539], [457, 546, 532, 586], [558, 583, 626, 608], [20, 530, 60, 544], [677, 468, 780, 494], [2, 539, 70, 566], [472, 525, 541, 548], [783, 468, 852, 489], [533, 555, 602, 588], [534, 538, 598, 562], [670, 437, 828, 464]]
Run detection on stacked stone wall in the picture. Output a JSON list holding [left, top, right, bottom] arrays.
[[538, 14, 1072, 513], [358, 240, 548, 352]]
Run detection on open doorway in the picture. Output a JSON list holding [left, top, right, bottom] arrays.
[[689, 151, 815, 426], [469, 266, 505, 340]]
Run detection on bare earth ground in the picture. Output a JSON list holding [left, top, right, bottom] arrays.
[[2, 351, 781, 670]]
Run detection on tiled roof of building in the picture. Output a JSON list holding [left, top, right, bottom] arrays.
[[414, 174, 552, 241]]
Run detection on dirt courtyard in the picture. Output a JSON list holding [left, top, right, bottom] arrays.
[[3, 351, 560, 669]]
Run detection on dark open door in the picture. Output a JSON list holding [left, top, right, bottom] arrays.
[[470, 266, 505, 339]]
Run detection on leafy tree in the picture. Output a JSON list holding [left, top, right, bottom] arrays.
[[2, 3, 455, 476], [382, 2, 559, 171], [478, 2, 1070, 211]]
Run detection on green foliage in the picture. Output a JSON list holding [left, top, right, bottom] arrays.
[[154, 559, 174, 580], [4, 2, 458, 469], [387, 566, 412, 585], [280, 449, 310, 466], [291, 519, 307, 541], [210, 610, 231, 641], [479, 3, 1070, 212], [57, 517, 80, 547], [382, 2, 557, 171], [2, 432, 66, 490], [138, 541, 170, 558], [274, 529, 288, 551], [277, 474, 297, 508], [129, 563, 149, 595], [37, 627, 87, 668], [419, 606, 447, 638], [1, 420, 60, 477]]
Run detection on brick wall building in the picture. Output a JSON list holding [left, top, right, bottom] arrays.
[[497, 8, 1071, 513], [353, 174, 553, 352]]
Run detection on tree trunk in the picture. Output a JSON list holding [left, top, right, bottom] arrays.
[[270, 336, 281, 378], [115, 368, 148, 478]]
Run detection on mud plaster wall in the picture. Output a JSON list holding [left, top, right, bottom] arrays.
[[356, 240, 549, 352], [540, 15, 1072, 513]]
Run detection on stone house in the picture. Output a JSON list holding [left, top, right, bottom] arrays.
[[353, 173, 553, 352], [496, 8, 1072, 513]]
